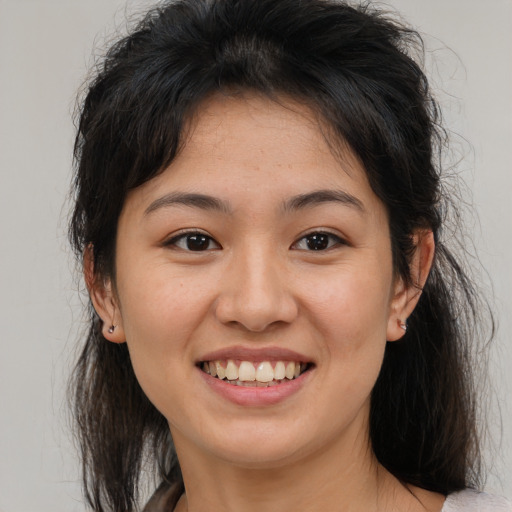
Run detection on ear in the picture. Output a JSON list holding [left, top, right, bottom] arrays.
[[386, 230, 435, 341], [83, 244, 126, 343]]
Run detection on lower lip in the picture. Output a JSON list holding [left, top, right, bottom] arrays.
[[198, 367, 312, 406]]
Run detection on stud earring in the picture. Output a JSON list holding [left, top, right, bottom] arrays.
[[398, 319, 407, 332], [108, 325, 116, 334]]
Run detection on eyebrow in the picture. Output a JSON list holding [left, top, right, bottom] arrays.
[[144, 192, 232, 216], [144, 188, 364, 217], [283, 189, 364, 213]]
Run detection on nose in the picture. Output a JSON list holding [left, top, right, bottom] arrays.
[[214, 246, 298, 332]]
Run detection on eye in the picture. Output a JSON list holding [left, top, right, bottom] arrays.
[[292, 231, 345, 251], [165, 231, 221, 251]]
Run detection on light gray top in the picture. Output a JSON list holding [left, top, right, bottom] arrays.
[[442, 490, 512, 511]]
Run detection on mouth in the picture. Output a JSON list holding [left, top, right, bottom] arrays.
[[199, 359, 312, 387]]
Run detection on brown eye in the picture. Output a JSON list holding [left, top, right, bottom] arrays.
[[185, 234, 211, 251], [306, 233, 330, 250], [167, 232, 221, 251], [292, 232, 344, 251]]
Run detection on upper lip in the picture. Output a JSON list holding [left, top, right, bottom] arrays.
[[198, 346, 313, 364]]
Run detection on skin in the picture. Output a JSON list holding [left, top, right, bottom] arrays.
[[89, 93, 441, 512]]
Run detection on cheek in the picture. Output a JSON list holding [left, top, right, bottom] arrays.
[[301, 261, 393, 342], [299, 261, 392, 394], [118, 261, 214, 339], [115, 264, 215, 403]]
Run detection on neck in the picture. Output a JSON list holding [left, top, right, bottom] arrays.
[[172, 418, 407, 512]]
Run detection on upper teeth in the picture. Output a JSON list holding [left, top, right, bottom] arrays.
[[202, 360, 304, 383]]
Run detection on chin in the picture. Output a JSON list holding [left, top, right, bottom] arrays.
[[210, 439, 311, 470], [189, 418, 324, 469]]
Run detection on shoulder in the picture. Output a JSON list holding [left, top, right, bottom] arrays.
[[442, 489, 512, 512]]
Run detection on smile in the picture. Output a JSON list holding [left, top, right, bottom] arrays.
[[200, 360, 310, 387]]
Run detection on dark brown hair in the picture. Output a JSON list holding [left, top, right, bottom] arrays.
[[69, 1, 491, 510]]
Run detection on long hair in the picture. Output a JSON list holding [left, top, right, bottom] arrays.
[[69, 1, 491, 510]]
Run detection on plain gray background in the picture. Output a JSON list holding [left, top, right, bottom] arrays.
[[0, 1, 510, 510]]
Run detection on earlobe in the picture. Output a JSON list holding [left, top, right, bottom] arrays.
[[83, 245, 126, 344], [386, 230, 435, 342], [94, 292, 126, 343]]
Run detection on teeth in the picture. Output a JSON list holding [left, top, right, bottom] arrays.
[[238, 361, 256, 381], [285, 362, 295, 380], [274, 361, 285, 380], [225, 360, 238, 380], [202, 359, 309, 384], [215, 361, 226, 380], [256, 361, 274, 382]]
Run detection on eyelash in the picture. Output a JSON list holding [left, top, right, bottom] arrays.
[[164, 230, 346, 252]]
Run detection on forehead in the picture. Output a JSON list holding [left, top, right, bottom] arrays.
[[189, 93, 319, 143], [184, 93, 355, 171], [123, 92, 380, 217]]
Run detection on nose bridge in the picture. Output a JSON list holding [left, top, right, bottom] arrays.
[[215, 239, 297, 331]]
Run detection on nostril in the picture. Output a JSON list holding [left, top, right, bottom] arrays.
[[214, 302, 299, 333], [213, 270, 299, 331]]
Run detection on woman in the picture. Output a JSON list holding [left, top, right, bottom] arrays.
[[69, 0, 510, 511]]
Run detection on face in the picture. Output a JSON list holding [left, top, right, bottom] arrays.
[[96, 94, 412, 469]]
